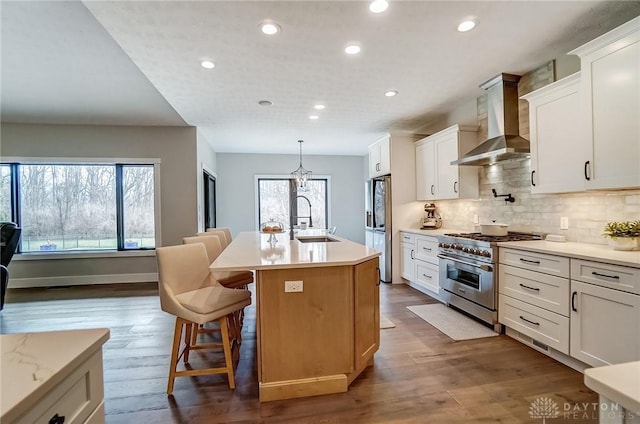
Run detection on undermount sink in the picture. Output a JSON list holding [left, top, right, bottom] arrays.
[[296, 236, 340, 243]]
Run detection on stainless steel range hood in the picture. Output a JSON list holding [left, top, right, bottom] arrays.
[[452, 73, 530, 166]]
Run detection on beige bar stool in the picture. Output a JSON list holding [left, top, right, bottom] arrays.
[[183, 234, 251, 340], [156, 243, 251, 394]]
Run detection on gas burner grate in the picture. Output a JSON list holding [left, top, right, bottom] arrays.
[[443, 232, 542, 242]]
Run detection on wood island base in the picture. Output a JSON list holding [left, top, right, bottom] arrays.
[[255, 258, 380, 402]]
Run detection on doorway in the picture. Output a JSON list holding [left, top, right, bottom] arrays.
[[203, 171, 216, 229]]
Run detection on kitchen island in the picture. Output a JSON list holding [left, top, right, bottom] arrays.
[[210, 231, 381, 402]]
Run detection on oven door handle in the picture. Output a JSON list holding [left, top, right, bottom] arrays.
[[437, 255, 493, 272]]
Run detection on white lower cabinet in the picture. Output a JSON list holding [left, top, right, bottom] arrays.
[[400, 231, 441, 299], [499, 247, 640, 370], [498, 249, 570, 354], [401, 239, 415, 281], [570, 261, 640, 367]]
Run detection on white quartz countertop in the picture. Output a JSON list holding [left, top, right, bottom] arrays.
[[1, 328, 110, 423], [497, 240, 640, 268], [399, 228, 458, 237], [210, 231, 380, 271], [584, 361, 640, 414]]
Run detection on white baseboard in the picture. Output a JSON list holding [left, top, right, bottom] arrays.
[[8, 273, 158, 288]]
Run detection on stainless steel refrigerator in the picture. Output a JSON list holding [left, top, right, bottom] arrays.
[[365, 175, 391, 283]]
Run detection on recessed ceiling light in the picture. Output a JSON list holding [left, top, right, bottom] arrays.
[[309, 115, 319, 120], [369, 0, 389, 13], [457, 20, 476, 32], [314, 104, 325, 110], [260, 21, 281, 35], [384, 90, 398, 97], [258, 100, 273, 106], [345, 44, 361, 55], [200, 60, 215, 69]]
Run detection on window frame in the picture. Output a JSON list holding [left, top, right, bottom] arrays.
[[254, 174, 331, 230], [1, 156, 162, 258]]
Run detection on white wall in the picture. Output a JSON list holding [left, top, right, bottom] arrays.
[[0, 123, 198, 287], [216, 153, 365, 244]]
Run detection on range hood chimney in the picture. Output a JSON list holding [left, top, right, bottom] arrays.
[[452, 73, 530, 166]]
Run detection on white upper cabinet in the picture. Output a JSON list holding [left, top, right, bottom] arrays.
[[415, 124, 479, 201], [569, 16, 640, 190], [415, 140, 436, 200], [521, 72, 585, 194], [368, 136, 391, 178]]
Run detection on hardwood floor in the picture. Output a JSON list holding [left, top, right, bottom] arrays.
[[2, 283, 597, 423]]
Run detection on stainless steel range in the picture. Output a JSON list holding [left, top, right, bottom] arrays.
[[438, 232, 541, 330]]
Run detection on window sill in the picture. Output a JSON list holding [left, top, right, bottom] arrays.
[[13, 249, 156, 261]]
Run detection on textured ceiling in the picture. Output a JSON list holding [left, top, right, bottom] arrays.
[[2, 1, 639, 155]]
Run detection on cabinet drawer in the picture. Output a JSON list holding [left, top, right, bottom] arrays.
[[416, 261, 439, 294], [500, 248, 569, 278], [499, 295, 569, 354], [400, 232, 415, 244], [499, 265, 569, 316], [571, 259, 640, 295], [15, 351, 104, 424], [415, 236, 438, 264], [84, 402, 105, 424]]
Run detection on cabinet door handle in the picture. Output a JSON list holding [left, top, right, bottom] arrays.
[[571, 291, 577, 312], [430, 185, 435, 195], [519, 316, 540, 326], [584, 161, 590, 181], [519, 258, 541, 265], [376, 267, 381, 286], [49, 414, 65, 424], [458, 288, 466, 293], [519, 283, 540, 292], [422, 273, 432, 279], [422, 247, 431, 252], [410, 250, 415, 260], [592, 271, 620, 280], [531, 170, 536, 186], [453, 181, 458, 193]]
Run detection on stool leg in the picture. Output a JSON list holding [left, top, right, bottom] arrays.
[[219, 316, 236, 389], [167, 317, 184, 395]]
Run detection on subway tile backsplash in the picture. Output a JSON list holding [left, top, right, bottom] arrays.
[[433, 159, 640, 245]]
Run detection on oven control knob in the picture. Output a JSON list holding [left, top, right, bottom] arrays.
[[453, 244, 462, 250], [482, 250, 491, 257], [469, 248, 479, 255], [462, 247, 470, 253]]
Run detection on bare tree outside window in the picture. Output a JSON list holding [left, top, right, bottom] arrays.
[[258, 178, 328, 229], [7, 163, 156, 252]]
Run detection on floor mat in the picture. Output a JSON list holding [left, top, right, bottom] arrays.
[[380, 314, 395, 329], [406, 304, 498, 341]]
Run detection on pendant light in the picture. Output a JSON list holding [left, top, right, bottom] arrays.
[[291, 139, 312, 190]]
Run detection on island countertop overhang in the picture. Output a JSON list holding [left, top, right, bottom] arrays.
[[210, 231, 381, 271]]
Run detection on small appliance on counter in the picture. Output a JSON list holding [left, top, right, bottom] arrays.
[[421, 203, 442, 229]]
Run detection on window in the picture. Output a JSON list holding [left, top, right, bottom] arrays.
[[1, 162, 157, 253], [257, 177, 329, 229]]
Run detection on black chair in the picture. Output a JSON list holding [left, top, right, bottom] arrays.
[[1, 222, 21, 311]]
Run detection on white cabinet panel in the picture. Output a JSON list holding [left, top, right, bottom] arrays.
[[368, 137, 391, 178], [415, 125, 478, 201], [570, 16, 640, 190], [415, 141, 435, 200], [499, 264, 570, 316], [401, 242, 415, 281], [571, 259, 640, 295], [499, 295, 569, 354], [521, 72, 585, 193], [499, 248, 570, 278], [570, 280, 640, 367]]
